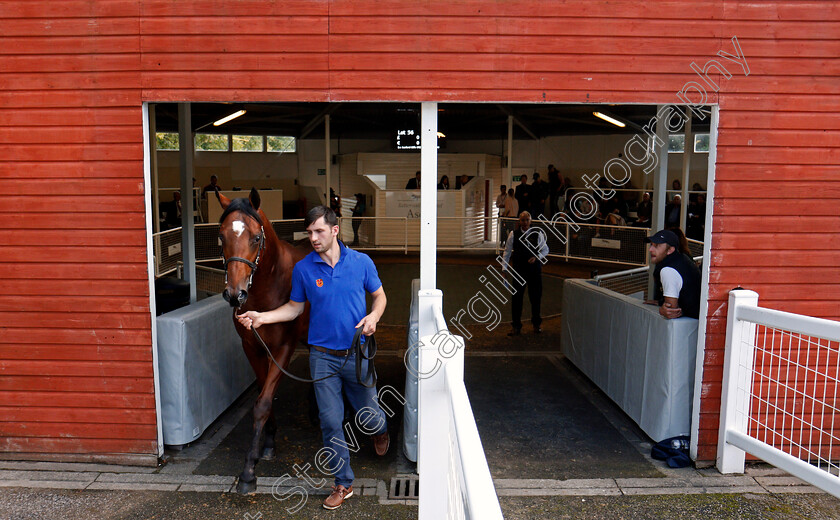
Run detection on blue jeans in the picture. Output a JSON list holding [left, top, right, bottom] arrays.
[[309, 348, 388, 487]]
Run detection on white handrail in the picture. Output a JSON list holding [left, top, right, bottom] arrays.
[[593, 265, 648, 282], [444, 363, 504, 520], [593, 255, 702, 283], [735, 305, 840, 342], [418, 291, 504, 520]]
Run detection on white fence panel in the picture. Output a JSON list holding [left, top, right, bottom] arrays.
[[718, 289, 840, 499]]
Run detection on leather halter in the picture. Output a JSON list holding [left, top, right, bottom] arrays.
[[222, 225, 265, 290]]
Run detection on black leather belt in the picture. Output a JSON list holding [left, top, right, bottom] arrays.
[[309, 344, 353, 357]]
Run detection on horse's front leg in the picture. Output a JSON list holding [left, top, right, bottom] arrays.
[[237, 366, 280, 494], [262, 344, 294, 460], [237, 343, 293, 494], [261, 408, 277, 460]]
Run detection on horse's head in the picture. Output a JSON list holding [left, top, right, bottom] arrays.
[[218, 188, 267, 308]]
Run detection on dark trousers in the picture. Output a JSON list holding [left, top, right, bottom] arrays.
[[511, 263, 542, 330]]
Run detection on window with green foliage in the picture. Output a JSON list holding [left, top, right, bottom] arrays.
[[156, 132, 179, 150], [668, 134, 685, 153], [232, 135, 263, 152], [694, 133, 710, 153], [267, 136, 296, 153], [195, 134, 229, 151]]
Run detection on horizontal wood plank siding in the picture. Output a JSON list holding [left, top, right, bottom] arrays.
[[700, 2, 840, 462], [0, 0, 154, 461], [0, 0, 837, 465]]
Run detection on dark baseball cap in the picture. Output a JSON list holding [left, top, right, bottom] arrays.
[[645, 229, 679, 248]]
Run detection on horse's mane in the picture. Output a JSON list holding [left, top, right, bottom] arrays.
[[219, 196, 264, 226]]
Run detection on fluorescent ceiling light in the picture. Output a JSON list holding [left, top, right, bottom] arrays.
[[437, 131, 446, 138], [592, 111, 625, 128], [213, 110, 246, 127]]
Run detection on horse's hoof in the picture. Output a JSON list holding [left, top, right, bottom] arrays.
[[236, 477, 257, 495], [260, 447, 275, 460]]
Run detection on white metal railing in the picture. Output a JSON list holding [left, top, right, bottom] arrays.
[[593, 255, 702, 299], [718, 289, 840, 498], [153, 217, 700, 279], [499, 217, 652, 267], [418, 290, 503, 520]]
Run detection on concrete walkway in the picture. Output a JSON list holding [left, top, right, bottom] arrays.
[[0, 461, 837, 520], [0, 461, 824, 497], [2, 352, 839, 519]]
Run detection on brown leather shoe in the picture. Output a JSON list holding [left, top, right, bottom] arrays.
[[373, 430, 390, 456], [323, 485, 353, 510]]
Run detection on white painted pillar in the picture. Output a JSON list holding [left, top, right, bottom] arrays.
[[651, 105, 669, 233], [680, 112, 692, 231], [418, 101, 447, 520], [143, 103, 165, 458], [691, 105, 718, 460], [325, 114, 331, 206], [419, 102, 438, 292], [717, 289, 759, 474], [506, 115, 514, 189], [149, 105, 160, 234], [648, 105, 669, 298], [177, 103, 197, 303]]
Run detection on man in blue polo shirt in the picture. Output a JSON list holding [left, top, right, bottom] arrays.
[[236, 205, 389, 510]]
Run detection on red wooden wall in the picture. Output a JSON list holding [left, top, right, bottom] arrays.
[[1, 0, 838, 464]]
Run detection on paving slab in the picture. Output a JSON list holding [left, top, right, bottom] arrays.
[[178, 483, 234, 493], [615, 477, 688, 488], [496, 478, 617, 489], [498, 487, 623, 497], [0, 480, 90, 490], [86, 482, 179, 492], [0, 461, 157, 474], [96, 473, 233, 485], [0, 470, 97, 482]]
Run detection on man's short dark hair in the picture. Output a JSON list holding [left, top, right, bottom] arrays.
[[305, 205, 338, 228]]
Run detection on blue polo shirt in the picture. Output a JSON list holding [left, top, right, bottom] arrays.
[[290, 242, 382, 350]]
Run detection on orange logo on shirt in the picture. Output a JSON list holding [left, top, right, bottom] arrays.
[[316, 278, 324, 288]]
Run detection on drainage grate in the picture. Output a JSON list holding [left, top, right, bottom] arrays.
[[389, 475, 419, 500]]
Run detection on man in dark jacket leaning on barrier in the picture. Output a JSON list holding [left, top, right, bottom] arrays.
[[645, 229, 701, 319]]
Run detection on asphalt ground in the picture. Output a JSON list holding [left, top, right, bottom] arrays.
[[3, 487, 840, 520], [3, 348, 838, 519]]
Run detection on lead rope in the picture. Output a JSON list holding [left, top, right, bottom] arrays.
[[241, 310, 375, 386]]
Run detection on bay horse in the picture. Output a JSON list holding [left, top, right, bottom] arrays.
[[216, 188, 309, 494]]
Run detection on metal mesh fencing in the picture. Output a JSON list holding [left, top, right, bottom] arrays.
[[195, 265, 226, 295], [338, 216, 380, 249], [595, 267, 650, 299], [271, 219, 307, 243], [176, 262, 226, 296], [593, 254, 703, 299], [564, 223, 649, 265], [194, 224, 222, 262], [154, 228, 183, 277], [745, 326, 840, 472], [155, 217, 701, 275], [687, 238, 704, 258], [515, 218, 650, 266]]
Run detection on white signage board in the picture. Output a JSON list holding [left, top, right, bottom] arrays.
[[591, 237, 621, 250], [385, 190, 456, 219]]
